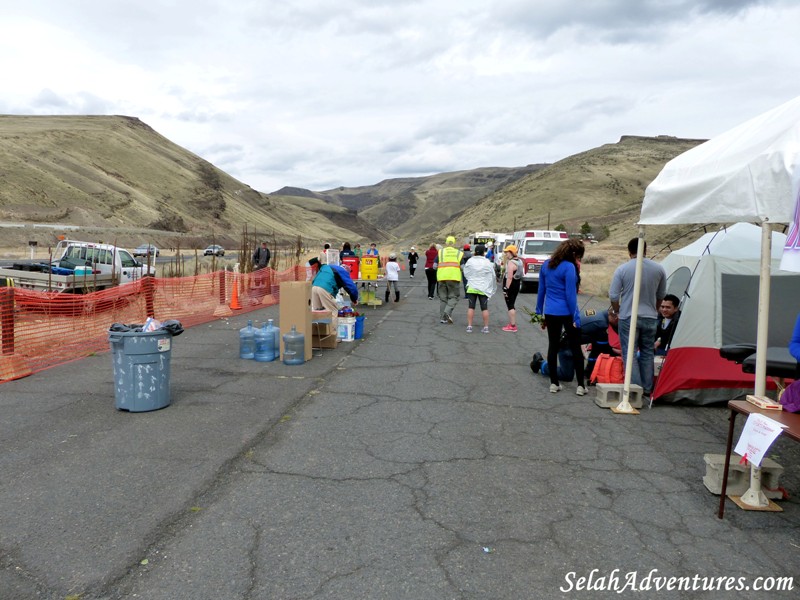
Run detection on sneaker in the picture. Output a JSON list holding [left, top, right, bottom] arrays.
[[439, 319, 448, 324], [576, 386, 587, 396], [502, 324, 518, 332], [410, 275, 414, 278], [445, 313, 453, 324], [549, 383, 562, 393], [466, 325, 473, 333], [481, 326, 489, 334]]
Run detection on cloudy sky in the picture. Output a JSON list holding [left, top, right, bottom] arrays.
[[2, 0, 799, 193]]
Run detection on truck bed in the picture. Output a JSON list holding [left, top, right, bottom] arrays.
[[0, 267, 117, 293]]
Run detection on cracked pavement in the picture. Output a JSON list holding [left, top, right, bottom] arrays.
[[0, 280, 798, 599]]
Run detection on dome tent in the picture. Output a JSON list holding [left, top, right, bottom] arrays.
[[654, 223, 799, 405]]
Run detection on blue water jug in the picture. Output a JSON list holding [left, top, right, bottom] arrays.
[[270, 319, 280, 356], [239, 320, 256, 359], [254, 320, 277, 362], [283, 325, 305, 365]]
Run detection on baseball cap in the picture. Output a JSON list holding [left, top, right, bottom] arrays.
[[446, 236, 456, 244], [504, 244, 518, 255], [463, 244, 471, 250]]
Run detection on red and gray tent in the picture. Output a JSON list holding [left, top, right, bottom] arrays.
[[654, 223, 798, 404], [624, 95, 800, 408]]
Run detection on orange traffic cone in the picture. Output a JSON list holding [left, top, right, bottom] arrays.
[[229, 275, 242, 310]]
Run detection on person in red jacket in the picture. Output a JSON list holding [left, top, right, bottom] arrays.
[[424, 243, 438, 299]]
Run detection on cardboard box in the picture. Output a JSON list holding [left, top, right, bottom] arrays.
[[312, 333, 339, 349], [311, 310, 336, 334], [311, 315, 338, 349], [279, 281, 312, 361]]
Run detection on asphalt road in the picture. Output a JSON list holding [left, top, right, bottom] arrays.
[[0, 275, 798, 599]]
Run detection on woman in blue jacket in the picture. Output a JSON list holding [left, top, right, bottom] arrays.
[[790, 314, 800, 362], [535, 239, 586, 395]]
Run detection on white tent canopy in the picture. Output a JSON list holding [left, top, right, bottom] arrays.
[[612, 95, 800, 417], [631, 96, 800, 507], [641, 95, 800, 225]]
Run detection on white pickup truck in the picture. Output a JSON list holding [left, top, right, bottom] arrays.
[[0, 240, 155, 292]]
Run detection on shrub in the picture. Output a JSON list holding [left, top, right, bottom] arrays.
[[581, 255, 606, 265]]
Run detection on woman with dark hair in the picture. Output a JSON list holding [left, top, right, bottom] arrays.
[[424, 243, 438, 299], [535, 239, 587, 395]]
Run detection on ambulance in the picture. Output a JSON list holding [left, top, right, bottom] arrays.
[[510, 229, 569, 289]]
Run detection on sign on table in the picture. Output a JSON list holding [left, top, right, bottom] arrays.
[[734, 413, 788, 466]]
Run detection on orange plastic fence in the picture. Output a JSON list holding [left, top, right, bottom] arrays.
[[0, 266, 307, 383]]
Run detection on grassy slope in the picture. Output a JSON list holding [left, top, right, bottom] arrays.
[[0, 115, 373, 248], [441, 136, 706, 245], [0, 116, 710, 252], [315, 166, 545, 240]]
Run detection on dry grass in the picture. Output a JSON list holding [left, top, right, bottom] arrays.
[[579, 244, 629, 298], [442, 136, 705, 246], [0, 117, 710, 254], [0, 115, 372, 248]]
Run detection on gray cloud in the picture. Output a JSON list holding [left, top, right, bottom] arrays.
[[487, 0, 775, 40], [3, 0, 800, 192]]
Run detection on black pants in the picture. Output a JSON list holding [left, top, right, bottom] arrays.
[[545, 314, 585, 387], [425, 268, 437, 298]]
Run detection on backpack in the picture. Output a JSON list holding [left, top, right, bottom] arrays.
[[779, 380, 800, 413], [589, 354, 624, 384], [511, 258, 524, 280]]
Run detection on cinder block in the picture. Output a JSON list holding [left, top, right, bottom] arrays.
[[703, 453, 784, 499], [594, 383, 643, 409]]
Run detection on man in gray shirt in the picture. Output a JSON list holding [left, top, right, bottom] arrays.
[[609, 238, 666, 398]]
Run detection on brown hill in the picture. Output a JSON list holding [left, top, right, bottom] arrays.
[[0, 116, 709, 253], [439, 135, 707, 246], [274, 165, 546, 241], [0, 115, 382, 249]]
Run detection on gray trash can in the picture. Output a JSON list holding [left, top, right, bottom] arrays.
[[109, 329, 173, 412]]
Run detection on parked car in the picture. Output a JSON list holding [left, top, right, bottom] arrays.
[[133, 243, 160, 258], [204, 245, 225, 257]]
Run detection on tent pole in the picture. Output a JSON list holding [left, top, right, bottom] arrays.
[[613, 226, 644, 415], [753, 221, 771, 398], [738, 221, 772, 508]]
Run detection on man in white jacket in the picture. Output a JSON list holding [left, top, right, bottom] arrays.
[[461, 245, 497, 333]]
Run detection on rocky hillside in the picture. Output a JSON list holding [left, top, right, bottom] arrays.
[[316, 165, 545, 239], [440, 135, 706, 246], [0, 115, 383, 249], [0, 116, 709, 251]]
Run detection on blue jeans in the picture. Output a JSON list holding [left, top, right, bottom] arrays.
[[541, 349, 575, 382], [618, 317, 658, 395]]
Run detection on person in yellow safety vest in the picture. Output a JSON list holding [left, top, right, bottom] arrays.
[[436, 235, 464, 324]]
